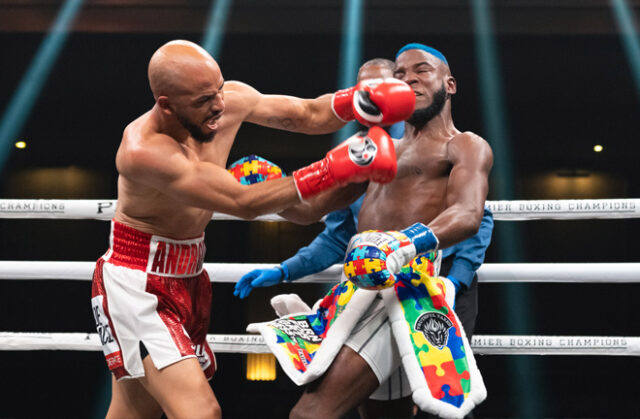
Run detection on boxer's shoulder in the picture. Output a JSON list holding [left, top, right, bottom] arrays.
[[121, 111, 177, 149], [223, 80, 252, 93], [117, 128, 185, 180], [221, 80, 261, 121], [446, 131, 492, 164], [449, 131, 486, 146], [223, 80, 260, 103]]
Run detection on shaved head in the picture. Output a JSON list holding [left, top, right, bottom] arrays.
[[148, 40, 221, 99], [147, 40, 225, 143]]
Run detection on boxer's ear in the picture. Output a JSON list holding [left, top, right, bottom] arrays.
[[157, 96, 173, 115], [446, 76, 457, 96]]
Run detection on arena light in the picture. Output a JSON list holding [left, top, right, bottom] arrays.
[[201, 0, 234, 60], [333, 0, 364, 145], [14, 141, 26, 150], [611, 0, 640, 98], [246, 353, 276, 381], [593, 144, 603, 152], [0, 0, 84, 174], [470, 1, 543, 416]]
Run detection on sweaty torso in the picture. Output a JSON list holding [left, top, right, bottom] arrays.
[[114, 83, 248, 239], [357, 132, 453, 232]]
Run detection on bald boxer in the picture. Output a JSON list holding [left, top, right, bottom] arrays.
[[274, 43, 493, 418], [91, 40, 413, 419]]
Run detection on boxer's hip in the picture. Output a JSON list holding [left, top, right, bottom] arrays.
[[102, 220, 206, 278]]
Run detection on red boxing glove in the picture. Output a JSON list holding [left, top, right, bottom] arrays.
[[292, 126, 397, 200], [331, 79, 415, 127]]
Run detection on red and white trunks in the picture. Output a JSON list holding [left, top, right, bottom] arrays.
[[91, 220, 215, 380]]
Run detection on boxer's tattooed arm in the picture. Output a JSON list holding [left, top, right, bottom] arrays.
[[241, 88, 340, 134], [266, 117, 300, 130]]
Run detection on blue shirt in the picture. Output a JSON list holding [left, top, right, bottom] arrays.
[[387, 121, 405, 139], [440, 207, 494, 287], [283, 200, 493, 288]]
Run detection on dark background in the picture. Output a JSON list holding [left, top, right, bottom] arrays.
[[1, 1, 639, 418]]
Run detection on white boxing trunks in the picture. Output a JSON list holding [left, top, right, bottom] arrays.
[[91, 221, 215, 380], [345, 251, 442, 400]]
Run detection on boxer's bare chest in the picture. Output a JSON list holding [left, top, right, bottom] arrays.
[[116, 116, 245, 238], [357, 136, 452, 231]]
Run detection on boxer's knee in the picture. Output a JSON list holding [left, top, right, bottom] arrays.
[[192, 395, 221, 419], [174, 378, 220, 419], [184, 377, 221, 419], [210, 402, 222, 419], [162, 391, 220, 419]]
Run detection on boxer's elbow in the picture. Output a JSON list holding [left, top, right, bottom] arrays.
[[456, 207, 483, 239], [230, 206, 259, 221], [237, 210, 260, 221], [458, 222, 479, 241], [237, 204, 263, 221], [279, 207, 324, 225], [230, 196, 262, 220], [289, 214, 322, 226]]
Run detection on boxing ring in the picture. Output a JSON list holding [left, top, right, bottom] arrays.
[[1, 198, 639, 358]]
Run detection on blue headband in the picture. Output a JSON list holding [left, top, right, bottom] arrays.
[[396, 43, 448, 67]]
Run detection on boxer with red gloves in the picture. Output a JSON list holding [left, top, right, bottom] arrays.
[[94, 39, 411, 419]]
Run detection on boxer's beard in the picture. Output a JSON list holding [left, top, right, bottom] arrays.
[[176, 112, 216, 143], [408, 84, 448, 128]]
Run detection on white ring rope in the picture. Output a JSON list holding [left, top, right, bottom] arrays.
[[0, 198, 638, 221], [1, 332, 638, 356], [2, 200, 638, 359], [0, 261, 638, 283]]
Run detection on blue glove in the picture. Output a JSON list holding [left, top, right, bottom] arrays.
[[234, 264, 289, 299]]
